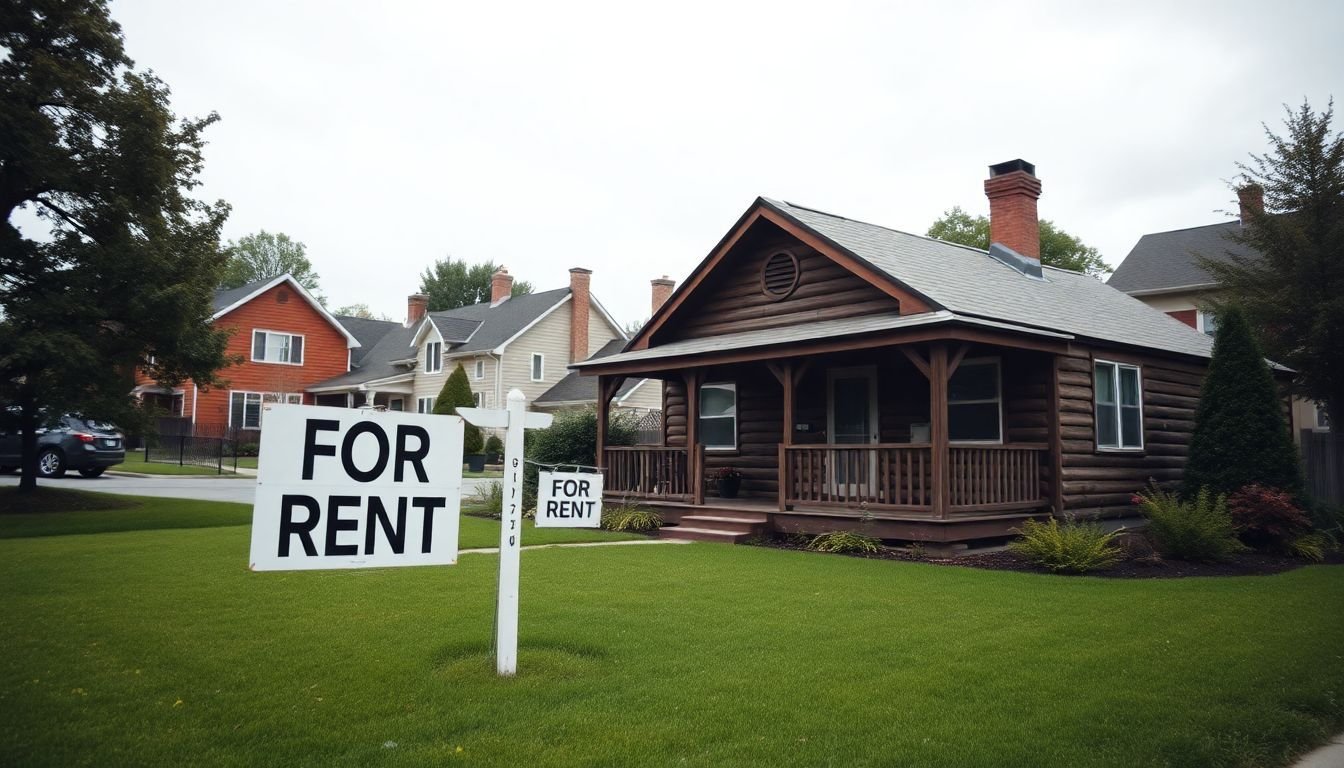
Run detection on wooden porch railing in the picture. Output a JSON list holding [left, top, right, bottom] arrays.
[[603, 447, 692, 501], [781, 443, 1048, 515]]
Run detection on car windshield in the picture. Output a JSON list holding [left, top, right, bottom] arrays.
[[63, 416, 118, 433]]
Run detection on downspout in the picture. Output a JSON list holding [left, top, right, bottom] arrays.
[[489, 351, 503, 409]]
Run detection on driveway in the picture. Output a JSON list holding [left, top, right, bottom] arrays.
[[0, 474, 499, 505]]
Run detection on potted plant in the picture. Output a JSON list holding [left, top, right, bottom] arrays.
[[715, 467, 743, 499], [484, 434, 504, 465]]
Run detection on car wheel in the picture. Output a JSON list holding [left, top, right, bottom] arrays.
[[37, 449, 66, 478], [0, 466, 17, 475], [78, 467, 106, 478]]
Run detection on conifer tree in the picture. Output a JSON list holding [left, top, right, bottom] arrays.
[[1183, 307, 1302, 497], [434, 364, 483, 454]]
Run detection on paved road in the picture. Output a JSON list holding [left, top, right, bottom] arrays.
[[0, 473, 498, 505]]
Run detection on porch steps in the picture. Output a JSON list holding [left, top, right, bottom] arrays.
[[658, 511, 768, 544]]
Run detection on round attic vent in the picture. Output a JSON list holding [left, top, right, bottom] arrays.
[[760, 250, 800, 301]]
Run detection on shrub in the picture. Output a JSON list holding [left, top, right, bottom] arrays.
[[1226, 484, 1312, 548], [524, 407, 636, 499], [1289, 532, 1329, 563], [484, 434, 503, 457], [235, 442, 259, 457], [434, 364, 483, 454], [1135, 484, 1247, 563], [464, 480, 503, 518], [601, 505, 661, 532], [1183, 307, 1301, 497], [1008, 516, 1123, 574], [806, 530, 881, 555], [1306, 499, 1344, 549]]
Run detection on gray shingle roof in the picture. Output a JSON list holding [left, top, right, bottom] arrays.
[[335, 315, 400, 365], [307, 325, 417, 390], [212, 276, 277, 314], [424, 287, 571, 354], [761, 198, 1215, 360], [1107, 220, 1255, 294], [537, 340, 644, 403]]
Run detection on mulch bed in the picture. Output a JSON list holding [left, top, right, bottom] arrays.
[[753, 533, 1343, 578]]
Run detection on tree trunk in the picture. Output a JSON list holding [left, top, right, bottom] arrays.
[[17, 403, 39, 494]]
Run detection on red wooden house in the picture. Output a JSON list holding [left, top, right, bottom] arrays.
[[577, 160, 1222, 550], [133, 274, 360, 436]]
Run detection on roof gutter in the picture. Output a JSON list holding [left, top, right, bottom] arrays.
[[1120, 282, 1220, 297]]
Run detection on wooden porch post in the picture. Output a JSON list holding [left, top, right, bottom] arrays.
[[1048, 354, 1065, 516], [595, 374, 609, 471], [683, 370, 703, 505], [930, 344, 949, 519], [780, 361, 794, 512]]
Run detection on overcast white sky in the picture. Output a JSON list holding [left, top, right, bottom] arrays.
[[109, 0, 1341, 329]]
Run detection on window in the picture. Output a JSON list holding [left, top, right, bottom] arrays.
[[230, 392, 300, 429], [388, 398, 404, 412], [251, 330, 304, 365], [948, 359, 1001, 442], [1095, 360, 1143, 450], [699, 382, 737, 450], [473, 392, 483, 407], [1197, 310, 1219, 337], [530, 353, 544, 382], [474, 360, 485, 379], [424, 341, 442, 373], [170, 393, 184, 417], [1316, 404, 1332, 430], [417, 397, 434, 414]]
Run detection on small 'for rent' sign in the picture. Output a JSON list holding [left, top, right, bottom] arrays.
[[535, 471, 603, 528]]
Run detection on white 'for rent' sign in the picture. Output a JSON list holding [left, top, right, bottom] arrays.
[[248, 404, 464, 571], [535, 471, 603, 528]]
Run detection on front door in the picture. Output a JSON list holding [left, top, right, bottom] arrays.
[[827, 367, 878, 496]]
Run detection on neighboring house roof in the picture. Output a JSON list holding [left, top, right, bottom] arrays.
[[537, 340, 646, 404], [307, 324, 417, 392], [414, 287, 574, 355], [1107, 220, 1255, 295], [755, 198, 1214, 360], [335, 315, 400, 365], [211, 273, 361, 349]]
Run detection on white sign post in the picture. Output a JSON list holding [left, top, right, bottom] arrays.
[[535, 471, 604, 527], [248, 404, 464, 571], [458, 389, 552, 677]]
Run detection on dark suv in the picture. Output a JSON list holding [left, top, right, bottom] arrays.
[[0, 414, 125, 478]]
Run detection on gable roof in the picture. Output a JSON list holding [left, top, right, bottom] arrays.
[[307, 324, 418, 392], [1107, 220, 1255, 295], [537, 340, 646, 404], [334, 315, 400, 365], [413, 287, 574, 355], [211, 273, 361, 349]]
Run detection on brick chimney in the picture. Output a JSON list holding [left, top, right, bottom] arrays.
[[1238, 184, 1264, 226], [490, 267, 513, 306], [569, 267, 592, 363], [984, 159, 1042, 260], [651, 276, 675, 315], [406, 293, 428, 327]]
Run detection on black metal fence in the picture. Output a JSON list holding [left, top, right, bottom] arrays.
[[143, 431, 258, 475]]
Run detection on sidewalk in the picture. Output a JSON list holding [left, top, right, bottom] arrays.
[[1293, 734, 1344, 768]]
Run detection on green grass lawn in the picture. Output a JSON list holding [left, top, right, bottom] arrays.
[[117, 452, 247, 477], [1, 496, 1341, 767]]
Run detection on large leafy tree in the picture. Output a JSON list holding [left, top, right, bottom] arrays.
[[1202, 99, 1344, 460], [1183, 307, 1301, 498], [1, 0, 232, 492], [419, 257, 532, 311], [332, 303, 390, 321], [221, 230, 323, 303], [926, 207, 1112, 276]]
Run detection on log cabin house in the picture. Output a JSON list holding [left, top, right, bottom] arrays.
[[575, 160, 1220, 550]]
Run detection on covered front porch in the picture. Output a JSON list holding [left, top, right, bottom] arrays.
[[591, 333, 1064, 544]]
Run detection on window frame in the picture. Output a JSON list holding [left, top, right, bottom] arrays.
[[424, 341, 442, 374], [1316, 403, 1332, 431], [251, 329, 305, 366], [417, 397, 434, 414], [530, 353, 544, 382], [698, 381, 738, 451], [1196, 310, 1218, 337], [1093, 359, 1145, 451], [947, 357, 1003, 445], [474, 359, 485, 380], [229, 391, 301, 430], [473, 392, 483, 407]]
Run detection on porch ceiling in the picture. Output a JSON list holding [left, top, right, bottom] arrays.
[[572, 310, 1072, 373]]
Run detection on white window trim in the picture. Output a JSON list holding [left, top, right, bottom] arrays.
[[948, 357, 1003, 445], [229, 390, 301, 430], [1094, 359, 1144, 451], [416, 397, 435, 414], [473, 392, 483, 407], [474, 360, 485, 380], [424, 341, 443, 374], [699, 381, 738, 451], [251, 329, 305, 366], [530, 353, 545, 382], [1196, 310, 1218, 337], [388, 397, 404, 411], [1315, 403, 1332, 431]]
